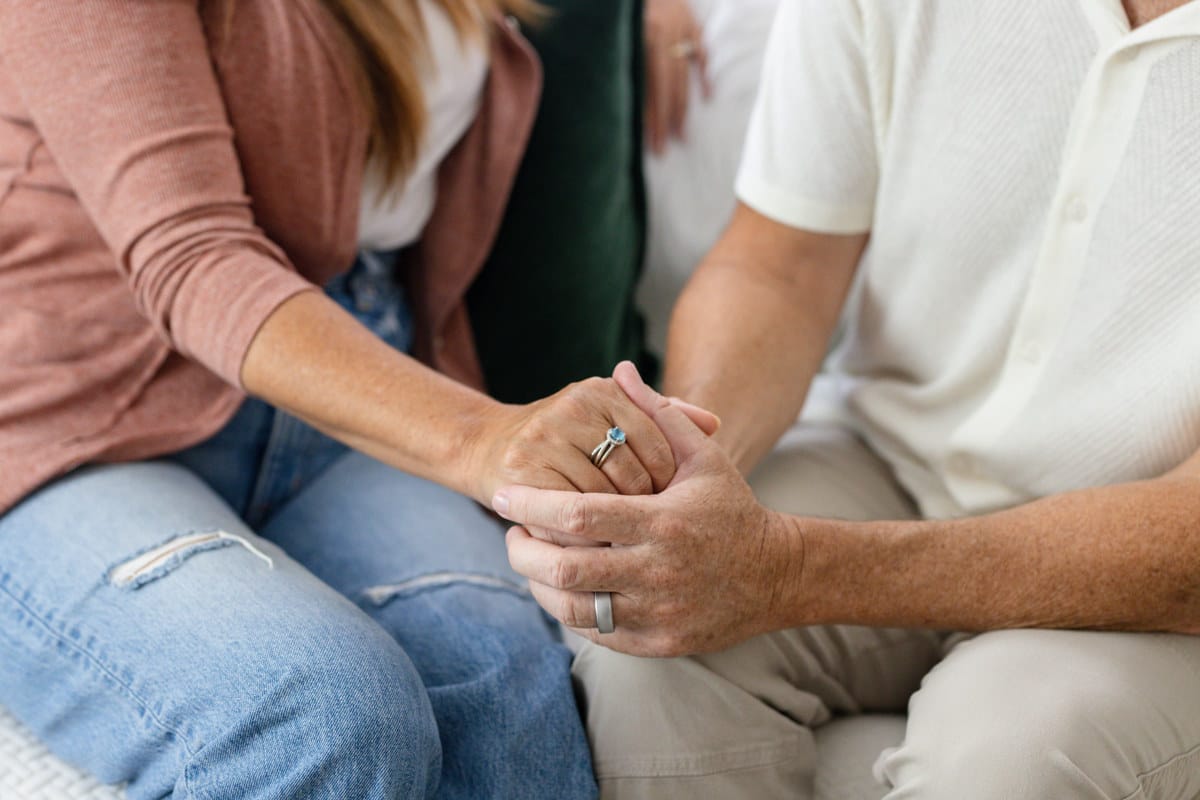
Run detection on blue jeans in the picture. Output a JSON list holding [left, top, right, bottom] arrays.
[[0, 252, 598, 800]]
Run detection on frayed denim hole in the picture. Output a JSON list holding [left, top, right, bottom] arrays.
[[359, 572, 531, 607], [106, 530, 273, 591]]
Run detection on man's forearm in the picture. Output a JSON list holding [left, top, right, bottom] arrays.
[[663, 205, 865, 473], [779, 471, 1200, 634]]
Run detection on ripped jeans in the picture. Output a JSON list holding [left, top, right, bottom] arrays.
[[0, 252, 598, 800]]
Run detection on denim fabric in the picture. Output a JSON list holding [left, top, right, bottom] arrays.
[[0, 252, 598, 800]]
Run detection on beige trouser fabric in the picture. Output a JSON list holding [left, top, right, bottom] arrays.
[[572, 424, 1200, 799]]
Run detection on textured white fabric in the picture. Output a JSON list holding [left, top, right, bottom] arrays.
[[738, 0, 1200, 518], [638, 0, 781, 356], [357, 0, 488, 250], [0, 707, 124, 800]]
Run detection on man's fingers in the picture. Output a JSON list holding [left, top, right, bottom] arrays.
[[525, 580, 640, 633], [505, 526, 635, 591], [668, 397, 720, 435], [612, 361, 712, 465], [494, 487, 645, 545]]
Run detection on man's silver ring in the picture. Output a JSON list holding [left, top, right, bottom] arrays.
[[668, 40, 699, 60], [594, 591, 615, 634], [590, 427, 627, 469]]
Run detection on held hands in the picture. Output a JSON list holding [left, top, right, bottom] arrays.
[[495, 362, 801, 657], [469, 374, 718, 545]]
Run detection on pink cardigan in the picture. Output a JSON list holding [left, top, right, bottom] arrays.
[[0, 1, 541, 513]]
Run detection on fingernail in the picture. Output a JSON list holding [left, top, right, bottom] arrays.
[[492, 491, 510, 516]]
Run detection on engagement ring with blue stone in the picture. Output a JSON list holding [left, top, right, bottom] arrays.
[[590, 426, 627, 468]]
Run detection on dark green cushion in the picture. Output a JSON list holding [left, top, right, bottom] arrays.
[[468, 0, 657, 404]]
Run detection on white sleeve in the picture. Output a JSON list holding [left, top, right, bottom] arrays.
[[735, 0, 879, 234]]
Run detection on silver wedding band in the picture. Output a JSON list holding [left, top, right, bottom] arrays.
[[590, 426, 627, 469], [668, 39, 699, 60], [594, 591, 615, 634]]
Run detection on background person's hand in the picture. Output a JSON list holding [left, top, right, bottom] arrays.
[[644, 0, 711, 155], [496, 362, 798, 656], [469, 376, 719, 546]]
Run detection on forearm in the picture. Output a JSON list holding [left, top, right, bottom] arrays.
[[663, 205, 864, 473], [241, 290, 498, 501], [664, 264, 822, 472], [781, 474, 1200, 634]]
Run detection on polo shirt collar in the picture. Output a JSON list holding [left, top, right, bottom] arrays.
[[1079, 0, 1200, 48]]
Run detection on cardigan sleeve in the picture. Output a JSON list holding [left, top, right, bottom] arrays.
[[0, 0, 317, 388]]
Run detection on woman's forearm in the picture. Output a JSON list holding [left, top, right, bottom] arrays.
[[240, 290, 500, 502]]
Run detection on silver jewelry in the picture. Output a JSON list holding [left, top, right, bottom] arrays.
[[589, 426, 627, 469], [668, 39, 699, 60], [594, 591, 615, 634]]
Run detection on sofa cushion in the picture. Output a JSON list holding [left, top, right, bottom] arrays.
[[467, 0, 658, 403]]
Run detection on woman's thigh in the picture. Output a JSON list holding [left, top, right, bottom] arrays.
[[259, 450, 598, 800], [0, 460, 440, 800]]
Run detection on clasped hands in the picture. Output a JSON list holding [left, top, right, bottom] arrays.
[[483, 362, 800, 658]]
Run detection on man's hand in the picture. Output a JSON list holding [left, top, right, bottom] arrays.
[[496, 362, 801, 657]]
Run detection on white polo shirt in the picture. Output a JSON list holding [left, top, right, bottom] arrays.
[[737, 0, 1200, 518]]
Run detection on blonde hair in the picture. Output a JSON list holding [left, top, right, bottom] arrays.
[[323, 0, 538, 187]]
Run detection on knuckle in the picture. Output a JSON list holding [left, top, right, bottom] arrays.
[[560, 597, 589, 629], [560, 496, 591, 535], [550, 557, 580, 590], [499, 446, 531, 476]]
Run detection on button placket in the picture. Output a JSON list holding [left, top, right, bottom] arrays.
[[942, 40, 1157, 510]]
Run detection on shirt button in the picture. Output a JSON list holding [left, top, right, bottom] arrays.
[[504, 14, 520, 31], [1064, 196, 1088, 223]]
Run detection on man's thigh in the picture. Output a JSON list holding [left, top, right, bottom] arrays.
[[881, 628, 1200, 799], [0, 461, 432, 799], [574, 423, 941, 799]]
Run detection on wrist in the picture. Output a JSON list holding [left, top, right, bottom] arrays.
[[758, 509, 810, 633], [458, 398, 519, 504]]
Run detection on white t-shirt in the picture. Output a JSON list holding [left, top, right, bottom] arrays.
[[737, 0, 1200, 518], [357, 0, 489, 250]]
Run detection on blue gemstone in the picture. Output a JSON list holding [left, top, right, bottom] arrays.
[[608, 427, 626, 445]]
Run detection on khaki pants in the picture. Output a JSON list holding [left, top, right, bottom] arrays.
[[572, 424, 1200, 799]]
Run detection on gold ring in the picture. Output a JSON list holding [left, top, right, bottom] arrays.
[[667, 40, 699, 60]]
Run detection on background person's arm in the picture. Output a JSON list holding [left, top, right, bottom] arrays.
[[663, 204, 864, 474]]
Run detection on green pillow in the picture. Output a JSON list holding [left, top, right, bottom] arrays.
[[468, 0, 658, 404]]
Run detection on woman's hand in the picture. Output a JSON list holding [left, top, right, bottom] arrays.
[[467, 375, 719, 545], [496, 362, 799, 656], [644, 0, 711, 155]]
